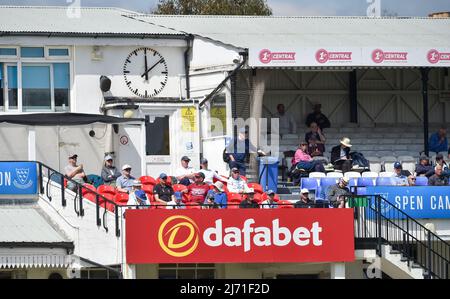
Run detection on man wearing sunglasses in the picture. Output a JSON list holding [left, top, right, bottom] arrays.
[[116, 164, 136, 194], [185, 172, 210, 204]]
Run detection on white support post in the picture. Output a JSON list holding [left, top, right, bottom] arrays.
[[122, 264, 136, 279], [330, 263, 346, 279], [28, 126, 36, 161], [140, 122, 146, 177]]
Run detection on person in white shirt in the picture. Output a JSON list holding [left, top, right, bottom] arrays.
[[175, 156, 196, 186], [274, 104, 297, 135], [227, 167, 250, 194], [261, 190, 278, 209], [199, 158, 227, 185], [126, 180, 150, 208]]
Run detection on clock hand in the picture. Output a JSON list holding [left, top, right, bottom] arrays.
[[141, 58, 163, 78], [144, 49, 149, 81]]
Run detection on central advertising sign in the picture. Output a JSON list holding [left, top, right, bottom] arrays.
[[126, 209, 354, 264]]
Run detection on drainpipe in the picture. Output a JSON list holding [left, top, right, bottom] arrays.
[[184, 34, 193, 100], [421, 67, 430, 157]]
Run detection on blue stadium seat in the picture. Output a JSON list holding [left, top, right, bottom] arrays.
[[376, 177, 397, 186], [300, 178, 320, 191], [357, 177, 377, 187], [415, 176, 428, 186], [316, 178, 340, 199]]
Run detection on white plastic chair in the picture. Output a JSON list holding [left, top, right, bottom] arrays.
[[309, 172, 326, 178], [362, 172, 379, 178], [379, 172, 395, 178], [326, 172, 343, 178], [344, 171, 361, 178], [402, 162, 416, 175]]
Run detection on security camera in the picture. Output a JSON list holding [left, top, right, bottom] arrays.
[[233, 55, 242, 64]]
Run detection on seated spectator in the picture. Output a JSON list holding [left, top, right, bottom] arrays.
[[261, 190, 278, 209], [203, 181, 227, 209], [239, 188, 259, 209], [199, 158, 227, 185], [227, 168, 250, 194], [428, 165, 449, 186], [408, 175, 416, 186], [116, 164, 135, 194], [292, 141, 326, 173], [184, 172, 210, 204], [331, 137, 353, 173], [305, 103, 331, 131], [393, 162, 411, 186], [327, 177, 351, 208], [101, 155, 121, 186], [127, 180, 150, 207], [275, 103, 297, 135], [166, 192, 186, 209], [416, 155, 433, 177], [175, 156, 196, 186], [305, 122, 326, 157], [429, 126, 448, 154], [294, 188, 314, 208], [153, 173, 175, 206], [65, 153, 86, 192]]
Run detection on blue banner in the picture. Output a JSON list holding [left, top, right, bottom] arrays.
[[0, 162, 38, 195], [363, 186, 450, 219]]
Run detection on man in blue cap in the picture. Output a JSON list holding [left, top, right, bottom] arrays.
[[126, 180, 150, 208], [393, 162, 411, 186], [153, 173, 175, 207]]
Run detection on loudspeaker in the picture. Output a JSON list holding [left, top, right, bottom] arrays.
[[99, 75, 111, 92]]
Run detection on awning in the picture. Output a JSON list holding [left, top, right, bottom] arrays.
[[0, 253, 72, 269], [0, 112, 143, 126]]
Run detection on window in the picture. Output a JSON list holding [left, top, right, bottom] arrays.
[[80, 267, 120, 279], [49, 48, 69, 57], [209, 94, 227, 137], [22, 65, 51, 111], [145, 115, 170, 155], [53, 63, 70, 110], [21, 47, 44, 58], [0, 63, 18, 111], [0, 48, 17, 56], [158, 264, 215, 279]]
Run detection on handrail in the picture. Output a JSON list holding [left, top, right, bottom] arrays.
[[348, 194, 450, 279]]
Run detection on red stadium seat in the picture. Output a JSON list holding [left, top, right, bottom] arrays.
[[227, 193, 243, 209], [142, 184, 154, 194], [253, 193, 263, 204], [278, 200, 293, 208], [247, 183, 263, 194], [82, 183, 96, 195], [99, 193, 114, 206], [83, 193, 97, 204], [97, 185, 116, 195], [172, 184, 188, 192], [240, 175, 248, 182], [114, 193, 129, 205], [139, 176, 157, 186]]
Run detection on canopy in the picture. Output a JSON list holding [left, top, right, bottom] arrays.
[[0, 113, 143, 126]]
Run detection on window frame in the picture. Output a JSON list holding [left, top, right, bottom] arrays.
[[46, 46, 71, 60], [0, 46, 19, 59], [1, 62, 19, 112], [158, 263, 216, 279]]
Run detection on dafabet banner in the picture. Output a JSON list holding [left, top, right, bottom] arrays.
[[125, 209, 355, 264]]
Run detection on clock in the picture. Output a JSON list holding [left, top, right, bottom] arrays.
[[123, 47, 168, 98]]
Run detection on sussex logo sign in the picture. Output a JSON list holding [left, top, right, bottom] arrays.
[[126, 209, 354, 264], [0, 162, 38, 195]]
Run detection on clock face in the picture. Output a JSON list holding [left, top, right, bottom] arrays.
[[123, 47, 168, 98]]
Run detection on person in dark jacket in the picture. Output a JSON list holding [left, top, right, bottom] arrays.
[[101, 155, 121, 186], [428, 165, 449, 186], [415, 155, 433, 177], [239, 189, 259, 209], [327, 177, 351, 208], [331, 137, 353, 173], [305, 103, 331, 130]]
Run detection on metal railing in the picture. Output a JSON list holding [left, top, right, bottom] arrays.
[[348, 195, 450, 279], [37, 162, 121, 237]]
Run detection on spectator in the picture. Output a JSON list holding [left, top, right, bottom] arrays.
[[407, 175, 416, 186], [199, 158, 227, 185], [184, 172, 210, 204], [166, 192, 186, 209], [331, 137, 353, 173], [294, 188, 314, 208], [126, 180, 150, 207], [274, 103, 297, 135], [428, 165, 449, 186], [327, 177, 351, 208], [101, 155, 121, 186], [203, 181, 227, 209], [415, 155, 433, 177], [393, 162, 411, 186], [305, 122, 326, 157], [261, 190, 278, 209], [305, 103, 331, 131], [65, 153, 86, 192], [292, 141, 325, 173], [429, 126, 448, 154], [225, 128, 265, 176], [116, 164, 135, 194], [239, 188, 259, 209], [227, 167, 250, 194], [153, 173, 175, 206], [175, 156, 196, 186]]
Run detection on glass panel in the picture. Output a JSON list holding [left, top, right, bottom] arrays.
[[0, 48, 17, 56], [209, 94, 227, 137], [87, 270, 108, 279], [21, 47, 44, 58], [177, 269, 195, 279], [158, 269, 177, 279], [53, 63, 70, 111], [49, 48, 69, 56], [7, 65, 18, 110], [145, 115, 170, 156], [22, 65, 51, 111], [197, 269, 215, 279], [0, 63, 4, 109]]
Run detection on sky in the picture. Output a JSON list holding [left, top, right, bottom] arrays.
[[0, 0, 448, 16]]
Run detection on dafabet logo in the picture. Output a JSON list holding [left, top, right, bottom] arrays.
[[158, 215, 199, 257]]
